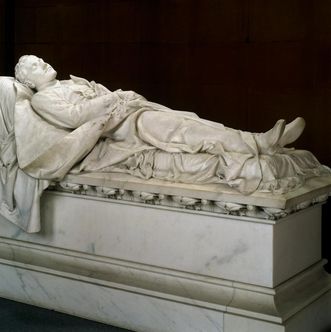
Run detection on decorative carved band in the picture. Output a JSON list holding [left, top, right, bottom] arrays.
[[48, 181, 330, 220]]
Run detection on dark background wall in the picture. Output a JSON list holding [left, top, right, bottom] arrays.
[[1, 0, 330, 268], [0, 0, 5, 74]]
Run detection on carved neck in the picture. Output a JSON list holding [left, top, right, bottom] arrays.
[[36, 79, 59, 91]]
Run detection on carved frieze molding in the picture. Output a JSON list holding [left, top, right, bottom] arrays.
[[47, 181, 331, 221]]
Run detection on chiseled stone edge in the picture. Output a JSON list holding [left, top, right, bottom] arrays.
[[47, 181, 331, 220], [0, 238, 329, 324]]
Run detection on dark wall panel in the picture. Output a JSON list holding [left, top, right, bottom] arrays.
[[1, 0, 15, 75], [0, 0, 4, 74], [249, 0, 310, 42]]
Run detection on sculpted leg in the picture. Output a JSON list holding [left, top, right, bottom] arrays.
[[137, 111, 288, 155], [137, 111, 249, 153]]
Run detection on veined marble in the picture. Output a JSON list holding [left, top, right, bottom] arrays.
[[0, 262, 223, 332], [0, 238, 329, 331]]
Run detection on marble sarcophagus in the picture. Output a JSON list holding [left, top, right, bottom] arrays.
[[0, 173, 329, 332]]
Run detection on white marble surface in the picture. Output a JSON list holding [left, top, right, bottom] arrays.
[[0, 213, 329, 324], [0, 242, 329, 331], [0, 263, 223, 332], [0, 191, 323, 287], [0, 192, 273, 286], [0, 237, 329, 322], [273, 207, 322, 285]]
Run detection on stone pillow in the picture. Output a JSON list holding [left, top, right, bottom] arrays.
[[14, 80, 34, 101]]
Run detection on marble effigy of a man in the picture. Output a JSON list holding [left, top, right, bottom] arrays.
[[13, 55, 330, 194]]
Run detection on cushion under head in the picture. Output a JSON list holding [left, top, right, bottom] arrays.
[[0, 76, 34, 102], [14, 80, 34, 101]]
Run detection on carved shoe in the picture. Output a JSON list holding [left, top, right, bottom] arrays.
[[279, 117, 305, 147], [256, 119, 286, 154]]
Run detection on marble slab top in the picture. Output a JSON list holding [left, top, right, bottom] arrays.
[[63, 173, 331, 210]]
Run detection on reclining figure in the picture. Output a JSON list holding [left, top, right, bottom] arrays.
[[12, 55, 329, 195]]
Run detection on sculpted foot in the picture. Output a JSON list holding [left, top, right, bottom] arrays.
[[279, 117, 305, 147], [256, 119, 286, 154]]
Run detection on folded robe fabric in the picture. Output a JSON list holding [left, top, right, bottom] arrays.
[[0, 77, 48, 233]]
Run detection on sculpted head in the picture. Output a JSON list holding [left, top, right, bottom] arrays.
[[15, 55, 57, 90]]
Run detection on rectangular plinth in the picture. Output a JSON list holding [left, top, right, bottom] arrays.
[[0, 191, 323, 287]]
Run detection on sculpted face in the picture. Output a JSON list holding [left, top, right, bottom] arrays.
[[18, 55, 57, 89]]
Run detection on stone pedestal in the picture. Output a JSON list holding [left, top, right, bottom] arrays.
[[0, 174, 329, 332]]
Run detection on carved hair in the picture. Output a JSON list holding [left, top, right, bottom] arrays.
[[15, 55, 36, 89]]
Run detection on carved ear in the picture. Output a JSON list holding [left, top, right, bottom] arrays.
[[24, 80, 36, 89]]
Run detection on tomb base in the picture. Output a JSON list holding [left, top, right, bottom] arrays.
[[0, 174, 329, 331]]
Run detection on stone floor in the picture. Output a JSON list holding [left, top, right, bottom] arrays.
[[0, 297, 132, 331]]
